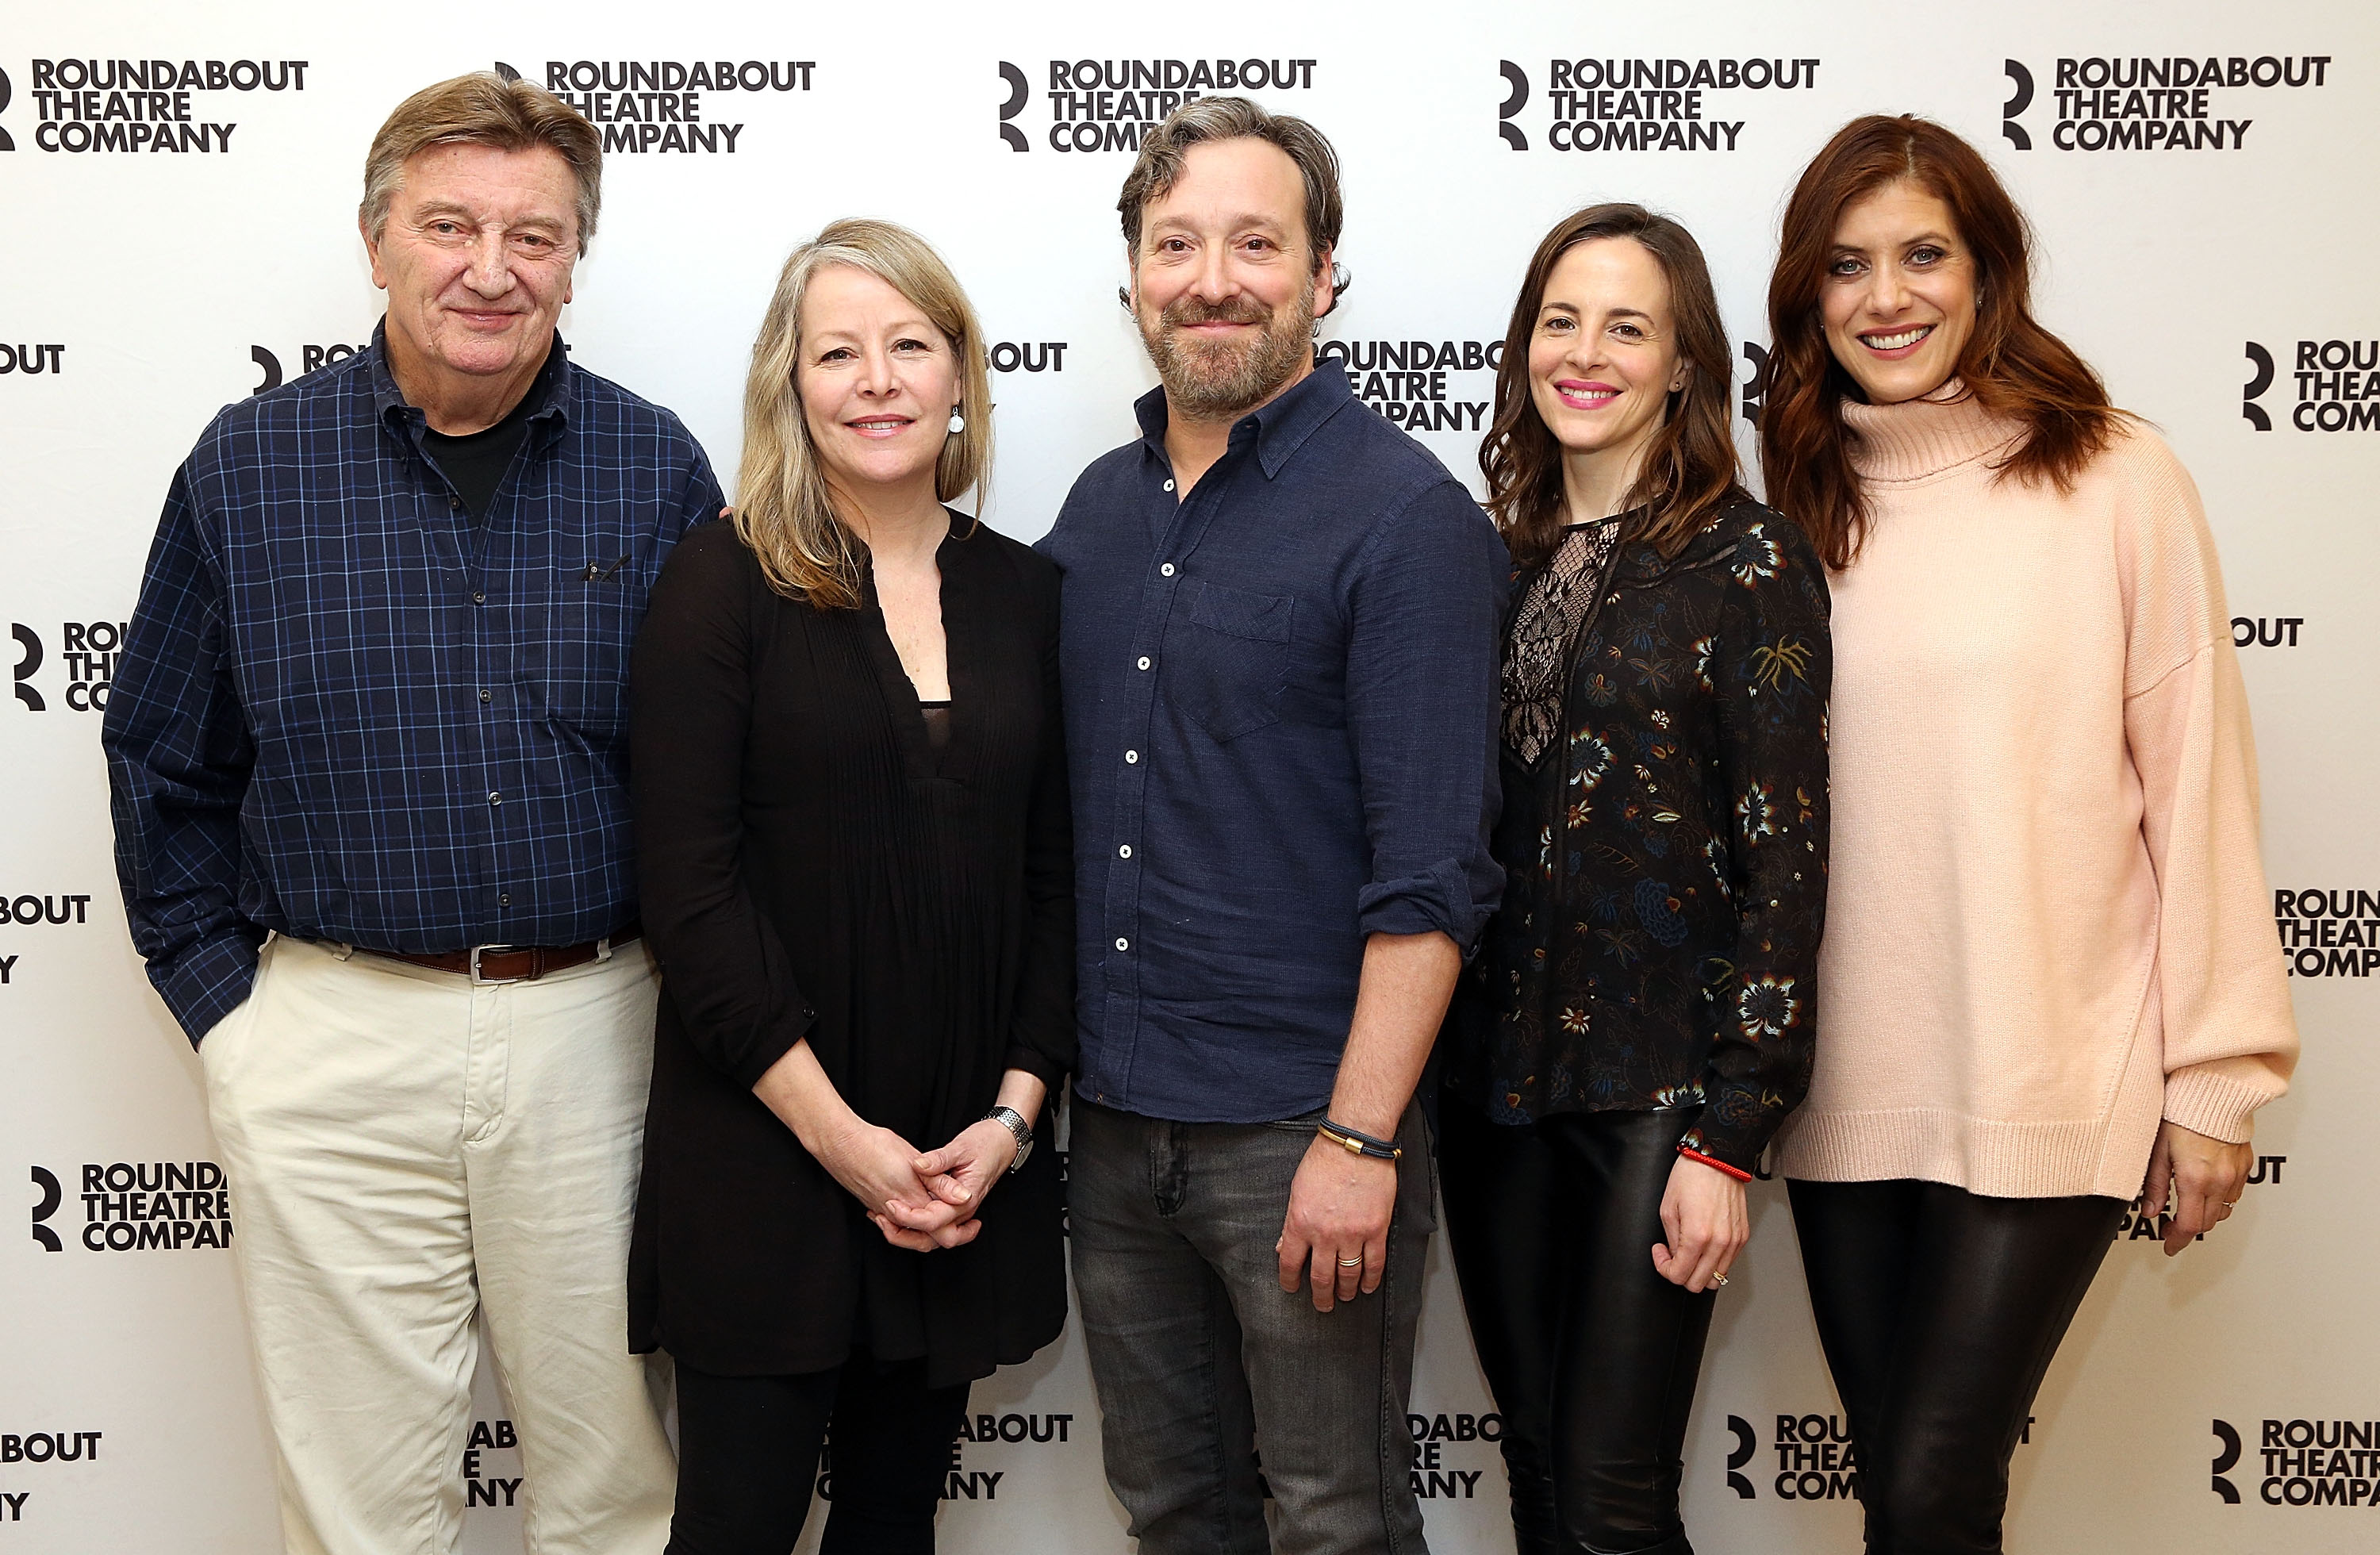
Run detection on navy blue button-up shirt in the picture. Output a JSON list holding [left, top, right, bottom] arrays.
[[1037, 363, 1507, 1123], [104, 327, 724, 1042]]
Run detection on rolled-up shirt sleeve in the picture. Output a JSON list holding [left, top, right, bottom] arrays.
[[104, 459, 265, 1045], [1345, 482, 1509, 951]]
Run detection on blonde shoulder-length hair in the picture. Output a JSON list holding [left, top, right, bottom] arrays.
[[736, 218, 993, 609]]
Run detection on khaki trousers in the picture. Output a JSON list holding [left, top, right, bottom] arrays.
[[200, 934, 675, 1555]]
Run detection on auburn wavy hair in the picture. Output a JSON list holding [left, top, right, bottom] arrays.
[[1760, 115, 2124, 568], [1481, 204, 1744, 569]]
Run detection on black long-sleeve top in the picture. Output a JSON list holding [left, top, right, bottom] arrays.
[[1441, 497, 1831, 1173], [626, 513, 1074, 1387]]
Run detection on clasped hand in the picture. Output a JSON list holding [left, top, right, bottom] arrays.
[[813, 1115, 1019, 1253]]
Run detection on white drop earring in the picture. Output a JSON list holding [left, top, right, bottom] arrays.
[[947, 409, 965, 436]]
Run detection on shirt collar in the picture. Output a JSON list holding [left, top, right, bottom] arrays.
[[1133, 359, 1355, 481], [367, 319, 574, 433]]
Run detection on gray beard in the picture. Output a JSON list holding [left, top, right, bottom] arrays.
[[1138, 278, 1316, 421]]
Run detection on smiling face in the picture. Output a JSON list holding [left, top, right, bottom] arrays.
[[1818, 179, 1979, 404], [795, 263, 962, 505], [1527, 237, 1687, 470], [1130, 136, 1332, 421], [364, 141, 579, 413]]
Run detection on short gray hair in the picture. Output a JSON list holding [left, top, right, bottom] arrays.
[[360, 73, 602, 248]]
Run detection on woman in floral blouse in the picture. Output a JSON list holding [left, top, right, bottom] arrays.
[[1439, 203, 1830, 1555]]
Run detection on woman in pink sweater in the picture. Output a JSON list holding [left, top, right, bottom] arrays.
[[1757, 116, 2298, 1553]]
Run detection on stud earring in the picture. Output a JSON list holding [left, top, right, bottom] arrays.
[[947, 409, 965, 436]]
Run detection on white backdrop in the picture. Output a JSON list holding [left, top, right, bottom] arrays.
[[2, 2, 2375, 1551]]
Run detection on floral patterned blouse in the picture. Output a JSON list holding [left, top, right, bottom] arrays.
[[1441, 497, 1832, 1173]]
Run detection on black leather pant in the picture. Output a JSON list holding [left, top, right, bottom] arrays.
[[1439, 1097, 1710, 1555], [1787, 1179, 2127, 1555]]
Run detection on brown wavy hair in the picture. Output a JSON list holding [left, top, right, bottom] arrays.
[[1480, 204, 1744, 570], [1760, 115, 2123, 568]]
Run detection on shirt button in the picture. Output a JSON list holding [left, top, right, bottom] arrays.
[[450, 497, 463, 512], [488, 791, 502, 806], [1160, 562, 1175, 577], [1115, 937, 1130, 952], [472, 590, 486, 605], [1162, 479, 1175, 492], [1119, 844, 1132, 858], [1136, 656, 1151, 670], [497, 893, 510, 906], [479, 688, 492, 704], [1124, 750, 1139, 764]]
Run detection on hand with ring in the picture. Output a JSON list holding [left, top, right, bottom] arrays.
[[2140, 1119, 2253, 1256], [1650, 1153, 1749, 1294], [1276, 1130, 1397, 1312]]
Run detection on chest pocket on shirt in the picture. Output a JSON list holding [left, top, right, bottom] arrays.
[[1173, 581, 1296, 743], [536, 571, 640, 738]]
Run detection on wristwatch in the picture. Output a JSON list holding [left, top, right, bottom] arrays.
[[982, 1105, 1035, 1173]]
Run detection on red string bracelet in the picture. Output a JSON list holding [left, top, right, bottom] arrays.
[[1677, 1146, 1752, 1183]]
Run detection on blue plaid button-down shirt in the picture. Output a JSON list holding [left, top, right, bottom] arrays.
[[104, 326, 725, 1043]]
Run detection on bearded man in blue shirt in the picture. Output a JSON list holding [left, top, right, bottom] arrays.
[[1038, 97, 1506, 1555], [105, 74, 720, 1554]]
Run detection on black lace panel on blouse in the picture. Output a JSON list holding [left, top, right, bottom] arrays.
[[1500, 520, 1622, 768]]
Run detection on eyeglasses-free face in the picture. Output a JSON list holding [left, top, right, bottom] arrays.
[[1818, 178, 1980, 405], [1526, 236, 1689, 476]]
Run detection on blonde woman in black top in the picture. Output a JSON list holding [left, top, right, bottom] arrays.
[[1439, 204, 1830, 1555], [628, 219, 1073, 1554]]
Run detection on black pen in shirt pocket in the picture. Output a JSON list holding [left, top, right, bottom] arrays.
[[582, 554, 630, 582]]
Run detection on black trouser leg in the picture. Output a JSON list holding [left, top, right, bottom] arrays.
[[1788, 1179, 2126, 1555], [819, 1358, 971, 1555], [667, 1362, 838, 1555], [1441, 1098, 1710, 1555], [666, 1353, 969, 1555]]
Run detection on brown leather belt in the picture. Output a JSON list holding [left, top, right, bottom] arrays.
[[366, 924, 641, 985]]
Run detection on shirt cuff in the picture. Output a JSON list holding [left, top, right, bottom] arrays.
[[1676, 1094, 1779, 1178], [1356, 858, 1495, 950], [160, 932, 266, 1049], [1001, 1043, 1069, 1095], [724, 1006, 817, 1093]]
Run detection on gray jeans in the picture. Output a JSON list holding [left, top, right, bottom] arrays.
[[1069, 1096, 1435, 1555]]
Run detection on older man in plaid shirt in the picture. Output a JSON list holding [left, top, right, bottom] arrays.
[[103, 73, 720, 1555]]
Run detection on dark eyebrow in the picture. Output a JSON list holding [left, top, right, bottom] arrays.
[[1541, 302, 1655, 323]]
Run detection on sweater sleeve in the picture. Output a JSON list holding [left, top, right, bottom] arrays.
[[2115, 433, 2297, 1142], [1002, 551, 1079, 1091], [631, 526, 818, 1090]]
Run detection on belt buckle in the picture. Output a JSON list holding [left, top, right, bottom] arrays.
[[468, 945, 522, 986]]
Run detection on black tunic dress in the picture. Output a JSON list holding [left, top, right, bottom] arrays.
[[626, 512, 1074, 1388]]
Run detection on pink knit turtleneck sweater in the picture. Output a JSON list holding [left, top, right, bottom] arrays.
[[1772, 387, 2297, 1199]]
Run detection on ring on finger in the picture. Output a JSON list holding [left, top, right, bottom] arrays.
[[1708, 1273, 1729, 1288], [1336, 1255, 1365, 1268]]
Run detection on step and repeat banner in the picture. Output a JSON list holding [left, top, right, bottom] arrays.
[[2, 1, 2374, 1550]]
